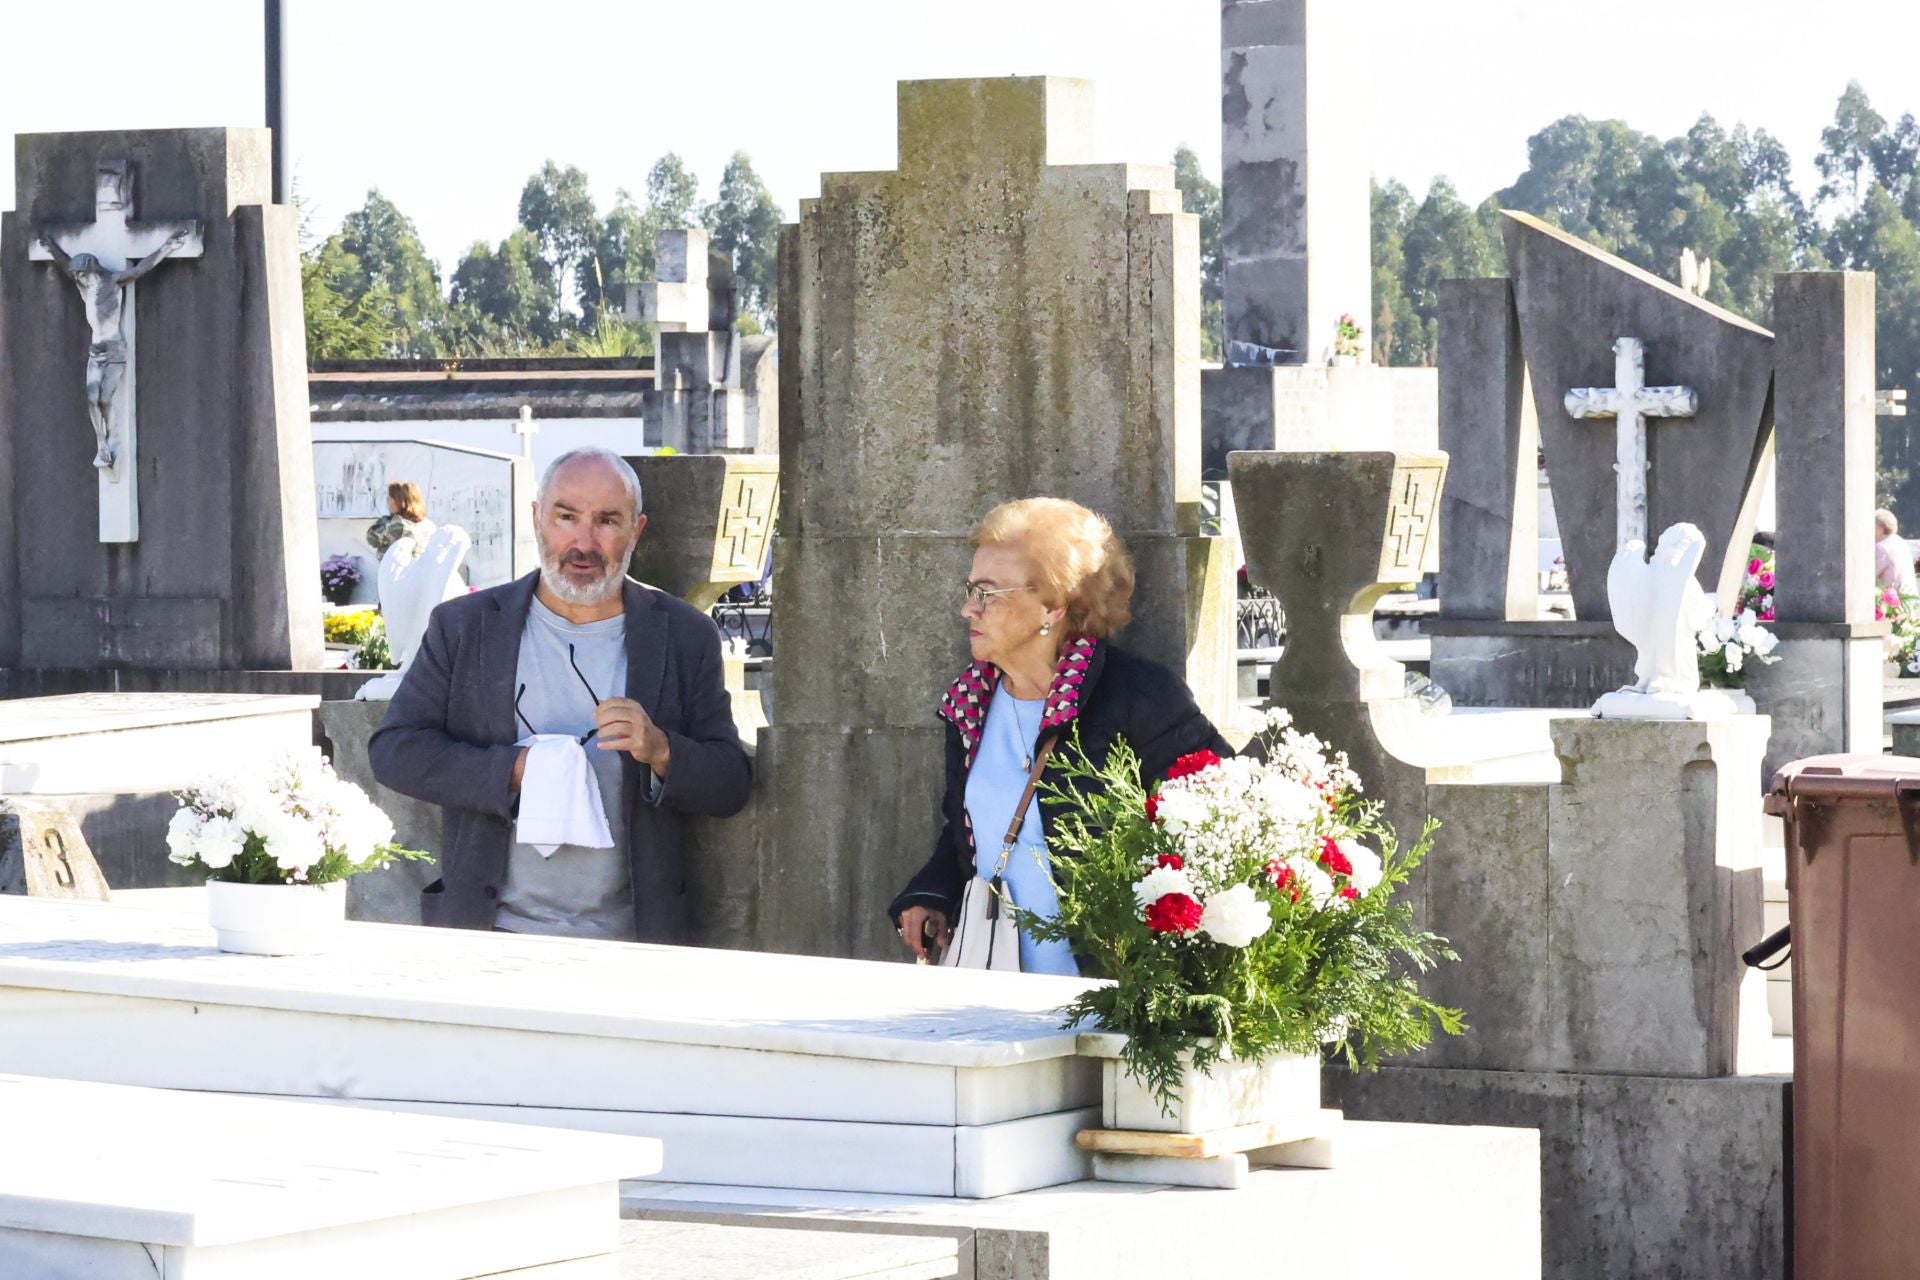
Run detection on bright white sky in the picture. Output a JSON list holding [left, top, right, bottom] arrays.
[[1, 0, 1910, 275]]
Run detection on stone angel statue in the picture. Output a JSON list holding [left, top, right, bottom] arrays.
[[1592, 522, 1745, 719], [354, 524, 472, 702]]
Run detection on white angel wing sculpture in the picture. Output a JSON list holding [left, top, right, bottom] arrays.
[[1594, 522, 1741, 719], [354, 524, 473, 702]]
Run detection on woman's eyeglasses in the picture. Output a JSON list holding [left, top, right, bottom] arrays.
[[515, 643, 604, 744], [961, 580, 1034, 608]]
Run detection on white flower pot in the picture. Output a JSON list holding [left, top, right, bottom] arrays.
[[205, 880, 346, 956], [1081, 1033, 1321, 1133]]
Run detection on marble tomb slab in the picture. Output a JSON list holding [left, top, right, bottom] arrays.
[[0, 1072, 659, 1280], [0, 898, 1102, 1197], [0, 691, 318, 795]]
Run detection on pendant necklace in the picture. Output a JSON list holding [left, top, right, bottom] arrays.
[[1008, 687, 1042, 771]]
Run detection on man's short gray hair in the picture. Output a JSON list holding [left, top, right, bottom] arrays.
[[538, 446, 643, 514], [1878, 507, 1900, 536]]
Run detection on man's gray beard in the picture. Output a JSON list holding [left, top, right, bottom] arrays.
[[538, 546, 630, 605]]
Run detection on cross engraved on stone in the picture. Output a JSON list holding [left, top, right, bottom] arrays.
[[1382, 465, 1442, 576], [1563, 337, 1698, 550], [29, 160, 204, 544], [716, 473, 773, 572]]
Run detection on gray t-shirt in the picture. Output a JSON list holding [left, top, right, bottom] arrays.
[[494, 597, 636, 941]]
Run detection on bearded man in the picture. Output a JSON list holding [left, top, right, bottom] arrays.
[[370, 447, 751, 942]]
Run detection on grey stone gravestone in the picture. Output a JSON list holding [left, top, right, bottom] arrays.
[[741, 76, 1233, 960], [0, 129, 322, 674]]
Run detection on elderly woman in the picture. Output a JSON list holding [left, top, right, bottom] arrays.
[[888, 497, 1231, 975], [366, 481, 433, 558]]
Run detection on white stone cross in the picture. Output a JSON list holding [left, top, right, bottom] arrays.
[[29, 160, 203, 543], [1564, 337, 1698, 550]]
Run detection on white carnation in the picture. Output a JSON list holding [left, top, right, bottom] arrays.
[[165, 808, 203, 866], [1134, 864, 1196, 908], [193, 816, 245, 870], [258, 810, 323, 875], [1337, 839, 1383, 894], [1751, 626, 1778, 657], [1722, 642, 1744, 672], [1200, 883, 1273, 947], [1713, 617, 1736, 643], [1696, 628, 1718, 655]]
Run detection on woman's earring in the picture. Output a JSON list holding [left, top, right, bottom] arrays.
[[1040, 621, 1052, 636]]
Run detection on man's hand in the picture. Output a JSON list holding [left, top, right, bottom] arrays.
[[595, 698, 671, 777], [510, 746, 529, 793], [898, 906, 950, 962]]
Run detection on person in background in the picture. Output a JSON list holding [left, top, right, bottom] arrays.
[[368, 481, 433, 557], [1875, 508, 1918, 598], [888, 497, 1231, 975]]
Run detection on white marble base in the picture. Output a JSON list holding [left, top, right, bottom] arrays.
[[0, 692, 318, 795], [0, 1074, 658, 1280], [0, 899, 1102, 1198], [270, 1094, 1097, 1199], [1591, 687, 1756, 721], [619, 1118, 1543, 1279]]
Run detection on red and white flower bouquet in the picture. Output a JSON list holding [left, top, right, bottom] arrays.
[[1018, 709, 1463, 1114]]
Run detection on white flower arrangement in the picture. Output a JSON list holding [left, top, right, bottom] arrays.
[[166, 748, 427, 885], [1695, 608, 1779, 689]]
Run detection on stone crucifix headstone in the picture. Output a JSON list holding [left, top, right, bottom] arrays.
[[1563, 337, 1698, 550], [29, 160, 203, 543]]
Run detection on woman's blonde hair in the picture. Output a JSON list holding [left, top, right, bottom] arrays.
[[974, 497, 1134, 638], [389, 481, 426, 522]]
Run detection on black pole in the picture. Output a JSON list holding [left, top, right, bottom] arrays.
[[265, 0, 287, 204]]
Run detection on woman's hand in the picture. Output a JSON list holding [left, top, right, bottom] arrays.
[[898, 906, 950, 961]]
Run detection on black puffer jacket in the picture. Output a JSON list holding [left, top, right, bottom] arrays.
[[887, 640, 1231, 924]]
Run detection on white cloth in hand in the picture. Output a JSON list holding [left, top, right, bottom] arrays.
[[514, 734, 614, 857]]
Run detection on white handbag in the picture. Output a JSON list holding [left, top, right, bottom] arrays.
[[941, 740, 1054, 972]]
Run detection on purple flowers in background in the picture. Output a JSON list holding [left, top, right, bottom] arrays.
[[321, 554, 364, 604]]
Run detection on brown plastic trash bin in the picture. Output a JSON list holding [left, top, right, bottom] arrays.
[[1766, 753, 1920, 1280]]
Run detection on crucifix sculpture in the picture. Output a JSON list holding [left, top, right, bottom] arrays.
[[1564, 337, 1698, 550], [30, 160, 203, 543]]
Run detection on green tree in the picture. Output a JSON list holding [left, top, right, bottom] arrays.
[[581, 189, 652, 316], [517, 161, 598, 327], [1817, 81, 1888, 213], [1370, 179, 1413, 366], [327, 189, 446, 355], [1829, 185, 1920, 508], [303, 233, 395, 360], [1171, 146, 1223, 360], [448, 226, 561, 353], [644, 153, 701, 231], [702, 151, 784, 329]]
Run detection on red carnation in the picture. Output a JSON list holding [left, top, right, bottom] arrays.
[[1267, 860, 1300, 901], [1145, 794, 1161, 823], [1145, 892, 1204, 935], [1318, 837, 1352, 877], [1166, 749, 1222, 781], [1156, 853, 1184, 870], [1340, 885, 1360, 901]]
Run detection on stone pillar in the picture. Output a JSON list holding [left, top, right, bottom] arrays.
[[0, 129, 321, 672], [1746, 271, 1886, 779], [1436, 279, 1537, 621], [1220, 0, 1370, 363], [762, 76, 1231, 959], [1774, 273, 1876, 625]]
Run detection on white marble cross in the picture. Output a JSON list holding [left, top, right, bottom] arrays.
[[1564, 337, 1698, 550], [29, 160, 203, 543]]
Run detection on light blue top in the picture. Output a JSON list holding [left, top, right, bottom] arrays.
[[964, 686, 1079, 976]]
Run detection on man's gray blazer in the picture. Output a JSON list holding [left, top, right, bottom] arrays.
[[368, 572, 752, 942]]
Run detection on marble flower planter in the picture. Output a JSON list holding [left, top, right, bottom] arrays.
[[1081, 1033, 1322, 1133], [205, 880, 346, 956]]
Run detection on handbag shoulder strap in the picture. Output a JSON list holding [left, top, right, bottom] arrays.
[[993, 734, 1058, 874]]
